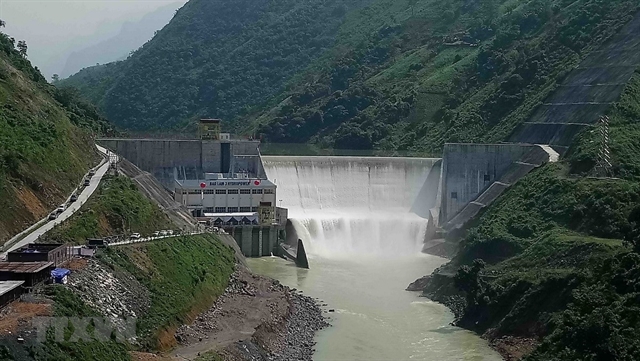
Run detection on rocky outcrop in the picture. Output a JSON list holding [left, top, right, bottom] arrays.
[[67, 259, 150, 338]]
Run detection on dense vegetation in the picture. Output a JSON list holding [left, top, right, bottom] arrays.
[[101, 235, 235, 349], [0, 25, 116, 242], [427, 70, 640, 360], [45, 176, 175, 244], [62, 0, 638, 152], [61, 0, 372, 131]]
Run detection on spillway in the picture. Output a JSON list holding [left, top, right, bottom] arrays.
[[258, 156, 502, 361], [262, 156, 441, 258]]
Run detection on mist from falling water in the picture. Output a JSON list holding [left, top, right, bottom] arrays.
[[262, 156, 440, 259]]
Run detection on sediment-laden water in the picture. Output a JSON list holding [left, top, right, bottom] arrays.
[[257, 156, 502, 360], [249, 255, 502, 361]]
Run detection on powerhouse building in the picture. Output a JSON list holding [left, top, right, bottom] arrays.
[[175, 174, 277, 225], [98, 119, 286, 257]]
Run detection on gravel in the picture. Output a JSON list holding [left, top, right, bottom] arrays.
[[174, 267, 330, 361]]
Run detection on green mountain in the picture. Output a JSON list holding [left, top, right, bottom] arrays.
[[0, 27, 114, 242], [51, 1, 640, 360], [62, 0, 638, 152]]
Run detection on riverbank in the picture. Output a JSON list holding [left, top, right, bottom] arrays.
[[173, 266, 329, 361], [413, 272, 535, 361]]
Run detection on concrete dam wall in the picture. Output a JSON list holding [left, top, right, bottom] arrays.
[[262, 156, 441, 257], [98, 138, 262, 190]]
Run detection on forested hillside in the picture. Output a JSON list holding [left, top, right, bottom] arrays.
[[61, 0, 372, 131], [0, 25, 115, 241], [62, 0, 638, 152]]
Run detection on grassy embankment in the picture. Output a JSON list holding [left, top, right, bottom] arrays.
[[45, 176, 174, 244], [101, 235, 235, 350], [429, 70, 640, 360]]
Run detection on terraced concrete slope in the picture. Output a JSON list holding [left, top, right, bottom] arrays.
[[509, 12, 640, 151]]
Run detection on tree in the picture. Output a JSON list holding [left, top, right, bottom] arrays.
[[0, 19, 5, 28], [625, 205, 640, 253], [51, 74, 60, 83], [17, 40, 27, 57]]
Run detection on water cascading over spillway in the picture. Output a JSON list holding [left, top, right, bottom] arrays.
[[262, 156, 441, 258]]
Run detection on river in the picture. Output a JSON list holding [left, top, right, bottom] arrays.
[[248, 254, 503, 361]]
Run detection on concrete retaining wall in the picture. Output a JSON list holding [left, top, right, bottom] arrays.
[[441, 143, 534, 222]]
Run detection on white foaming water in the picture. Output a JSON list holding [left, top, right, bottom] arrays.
[[262, 156, 440, 258]]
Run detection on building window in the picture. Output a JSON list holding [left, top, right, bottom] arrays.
[[264, 188, 274, 194], [252, 207, 258, 212], [214, 207, 226, 213], [215, 189, 227, 194], [204, 207, 214, 213], [228, 189, 239, 194], [204, 189, 215, 195], [484, 174, 490, 182], [240, 189, 251, 194], [451, 192, 458, 200], [240, 207, 251, 212], [227, 207, 239, 213], [252, 189, 263, 194]]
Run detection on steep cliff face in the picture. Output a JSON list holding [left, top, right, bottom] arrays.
[[0, 30, 113, 242]]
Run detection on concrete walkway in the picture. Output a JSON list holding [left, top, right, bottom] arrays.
[[1, 145, 114, 258], [538, 145, 560, 163]]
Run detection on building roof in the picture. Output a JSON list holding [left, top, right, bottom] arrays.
[[9, 243, 66, 254], [0, 262, 53, 273], [0, 281, 24, 296], [203, 212, 258, 218]]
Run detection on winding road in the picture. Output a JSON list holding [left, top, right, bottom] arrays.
[[1, 145, 115, 258]]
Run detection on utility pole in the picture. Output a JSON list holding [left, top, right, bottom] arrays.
[[593, 115, 613, 178]]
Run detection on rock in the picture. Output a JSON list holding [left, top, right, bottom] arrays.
[[406, 275, 431, 291]]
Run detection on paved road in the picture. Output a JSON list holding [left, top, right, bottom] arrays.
[[107, 231, 210, 247], [1, 145, 114, 257]]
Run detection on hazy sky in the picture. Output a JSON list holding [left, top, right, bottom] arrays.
[[0, 0, 188, 78]]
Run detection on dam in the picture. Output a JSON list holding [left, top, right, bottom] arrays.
[[98, 134, 540, 360], [262, 156, 441, 257], [252, 155, 502, 360]]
